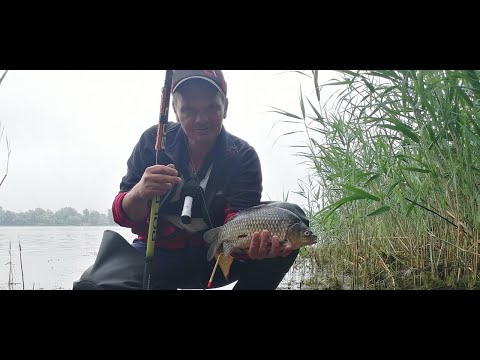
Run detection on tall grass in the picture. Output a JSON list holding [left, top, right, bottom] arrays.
[[1, 70, 10, 188], [277, 70, 480, 289], [6, 239, 26, 290], [0, 70, 8, 86], [8, 240, 16, 289], [0, 122, 11, 188]]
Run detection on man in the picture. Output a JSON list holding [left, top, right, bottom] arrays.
[[76, 70, 306, 290]]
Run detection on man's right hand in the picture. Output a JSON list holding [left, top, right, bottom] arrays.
[[122, 164, 182, 222], [131, 164, 182, 201]]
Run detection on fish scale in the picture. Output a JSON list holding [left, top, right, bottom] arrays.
[[204, 205, 317, 261]]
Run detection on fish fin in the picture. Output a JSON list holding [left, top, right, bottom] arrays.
[[222, 242, 235, 257], [207, 241, 222, 262], [204, 227, 222, 244], [205, 227, 223, 261], [207, 241, 221, 261], [216, 254, 234, 280]]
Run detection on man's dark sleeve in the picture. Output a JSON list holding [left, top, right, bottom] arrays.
[[119, 126, 156, 193], [226, 144, 263, 213], [112, 126, 156, 229]]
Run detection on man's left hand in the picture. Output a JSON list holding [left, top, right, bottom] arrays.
[[248, 230, 293, 260]]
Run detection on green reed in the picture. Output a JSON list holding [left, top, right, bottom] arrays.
[[277, 70, 480, 289]]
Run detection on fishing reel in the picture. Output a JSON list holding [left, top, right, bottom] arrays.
[[181, 178, 203, 224]]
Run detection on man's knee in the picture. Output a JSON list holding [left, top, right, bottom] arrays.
[[273, 248, 299, 272], [260, 201, 309, 227], [233, 250, 299, 290], [241, 248, 299, 275]]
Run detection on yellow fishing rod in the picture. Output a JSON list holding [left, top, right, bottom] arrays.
[[143, 70, 174, 290]]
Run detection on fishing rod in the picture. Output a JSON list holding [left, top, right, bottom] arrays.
[[143, 70, 174, 290], [142, 69, 222, 290]]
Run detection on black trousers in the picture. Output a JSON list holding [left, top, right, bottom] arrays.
[[132, 240, 299, 290], [73, 201, 306, 290]]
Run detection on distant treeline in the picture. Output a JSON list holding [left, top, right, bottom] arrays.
[[0, 206, 116, 226]]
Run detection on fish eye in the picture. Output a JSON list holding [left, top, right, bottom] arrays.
[[304, 231, 311, 236]]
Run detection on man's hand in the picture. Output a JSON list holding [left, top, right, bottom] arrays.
[[122, 164, 182, 222], [248, 230, 293, 260], [132, 164, 182, 201]]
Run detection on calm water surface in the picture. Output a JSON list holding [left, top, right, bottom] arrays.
[[0, 226, 305, 290], [0, 226, 136, 290]]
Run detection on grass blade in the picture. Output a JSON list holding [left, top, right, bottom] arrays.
[[367, 205, 391, 217], [342, 185, 380, 201]]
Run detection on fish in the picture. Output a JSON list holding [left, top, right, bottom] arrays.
[[204, 204, 317, 261]]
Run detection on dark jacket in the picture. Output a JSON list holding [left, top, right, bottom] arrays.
[[112, 122, 263, 244]]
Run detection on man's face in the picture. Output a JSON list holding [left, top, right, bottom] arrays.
[[173, 81, 228, 146]]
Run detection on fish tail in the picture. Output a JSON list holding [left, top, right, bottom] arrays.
[[205, 227, 223, 261]]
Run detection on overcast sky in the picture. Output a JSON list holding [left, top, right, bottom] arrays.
[[0, 70, 336, 213]]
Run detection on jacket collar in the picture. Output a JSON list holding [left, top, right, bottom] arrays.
[[164, 122, 228, 175]]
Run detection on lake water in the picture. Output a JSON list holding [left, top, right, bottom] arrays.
[[0, 226, 137, 290], [2, 226, 306, 290]]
